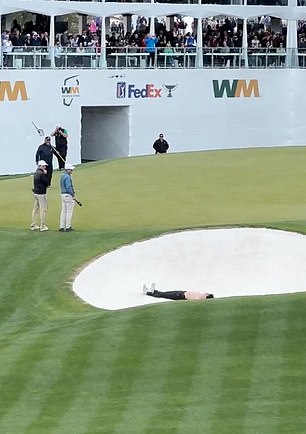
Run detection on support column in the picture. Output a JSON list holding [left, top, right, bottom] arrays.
[[0, 14, 2, 67], [123, 15, 132, 34], [285, 19, 298, 68], [196, 17, 203, 68], [99, 16, 107, 69], [50, 15, 55, 68], [149, 0, 155, 35], [242, 18, 248, 68]]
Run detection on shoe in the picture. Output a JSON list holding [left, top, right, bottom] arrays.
[[143, 284, 149, 295], [65, 227, 74, 232], [58, 228, 65, 232], [40, 226, 48, 232], [150, 282, 156, 293], [30, 225, 39, 231]]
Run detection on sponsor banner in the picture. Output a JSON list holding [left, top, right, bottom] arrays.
[[212, 79, 260, 98], [116, 82, 178, 99], [0, 81, 28, 102], [61, 75, 80, 106]]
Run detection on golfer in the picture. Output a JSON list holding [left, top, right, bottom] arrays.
[[30, 160, 49, 232], [59, 163, 77, 232], [51, 124, 68, 170], [143, 283, 214, 300]]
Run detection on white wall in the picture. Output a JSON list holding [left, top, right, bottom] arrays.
[[0, 68, 305, 175]]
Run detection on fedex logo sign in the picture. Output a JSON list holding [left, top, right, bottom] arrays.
[[117, 82, 161, 99]]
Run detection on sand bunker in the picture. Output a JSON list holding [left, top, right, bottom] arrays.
[[73, 228, 306, 310]]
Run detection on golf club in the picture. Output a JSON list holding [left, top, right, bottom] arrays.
[[32, 121, 45, 137], [74, 199, 83, 207]]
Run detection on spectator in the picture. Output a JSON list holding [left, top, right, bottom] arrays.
[[145, 33, 158, 67], [185, 32, 196, 52], [2, 34, 13, 67], [30, 31, 41, 47], [60, 30, 69, 47], [153, 133, 169, 154], [11, 19, 21, 33], [11, 29, 23, 47], [163, 41, 174, 67], [54, 40, 64, 67]]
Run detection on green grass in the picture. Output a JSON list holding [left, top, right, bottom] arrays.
[[0, 147, 306, 433]]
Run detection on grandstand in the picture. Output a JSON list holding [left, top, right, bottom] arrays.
[[0, 0, 305, 175]]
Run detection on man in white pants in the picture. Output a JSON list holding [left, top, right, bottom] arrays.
[[30, 160, 49, 232], [59, 163, 76, 232]]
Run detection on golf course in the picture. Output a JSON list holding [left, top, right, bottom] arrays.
[[0, 146, 306, 434]]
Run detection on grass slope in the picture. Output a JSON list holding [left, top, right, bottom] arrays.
[[1, 146, 306, 230], [0, 147, 306, 433]]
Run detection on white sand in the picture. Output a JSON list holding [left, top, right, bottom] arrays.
[[72, 228, 306, 310]]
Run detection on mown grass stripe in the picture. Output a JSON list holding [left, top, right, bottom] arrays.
[[130, 302, 216, 434], [0, 326, 76, 432], [276, 295, 306, 433], [81, 307, 162, 434], [240, 297, 290, 434], [108, 303, 188, 434], [43, 312, 136, 434], [22, 316, 113, 434], [172, 301, 234, 434], [208, 298, 263, 434]]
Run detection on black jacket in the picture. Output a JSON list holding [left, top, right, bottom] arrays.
[[153, 139, 169, 154], [35, 143, 54, 167], [33, 168, 49, 194], [54, 128, 68, 149]]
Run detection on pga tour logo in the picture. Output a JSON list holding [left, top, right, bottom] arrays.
[[116, 82, 177, 99]]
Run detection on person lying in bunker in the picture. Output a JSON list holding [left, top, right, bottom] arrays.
[[143, 283, 214, 300]]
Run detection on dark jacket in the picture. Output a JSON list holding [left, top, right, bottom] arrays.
[[33, 168, 49, 194], [54, 128, 68, 149], [35, 143, 54, 167], [153, 139, 169, 154]]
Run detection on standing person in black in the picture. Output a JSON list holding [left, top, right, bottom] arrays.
[[35, 136, 54, 186], [30, 160, 49, 232], [51, 124, 68, 170], [153, 133, 169, 154]]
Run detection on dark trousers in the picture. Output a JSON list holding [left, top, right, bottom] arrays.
[[147, 290, 186, 300], [146, 51, 155, 67], [55, 146, 67, 169], [46, 166, 53, 186]]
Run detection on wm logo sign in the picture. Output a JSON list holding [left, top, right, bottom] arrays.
[[0, 81, 28, 101], [61, 75, 80, 107], [61, 86, 80, 95], [213, 79, 260, 98]]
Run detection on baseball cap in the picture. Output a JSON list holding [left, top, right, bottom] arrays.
[[65, 163, 75, 170], [56, 124, 61, 128], [38, 160, 48, 166], [45, 136, 51, 140]]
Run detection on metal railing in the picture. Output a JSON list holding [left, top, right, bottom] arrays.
[[0, 46, 304, 69]]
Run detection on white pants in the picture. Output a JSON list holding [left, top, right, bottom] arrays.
[[31, 194, 47, 228], [60, 194, 75, 229]]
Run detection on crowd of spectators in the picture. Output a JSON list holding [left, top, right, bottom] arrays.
[[2, 14, 306, 68]]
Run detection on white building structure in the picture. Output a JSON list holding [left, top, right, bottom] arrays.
[[0, 0, 305, 174]]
